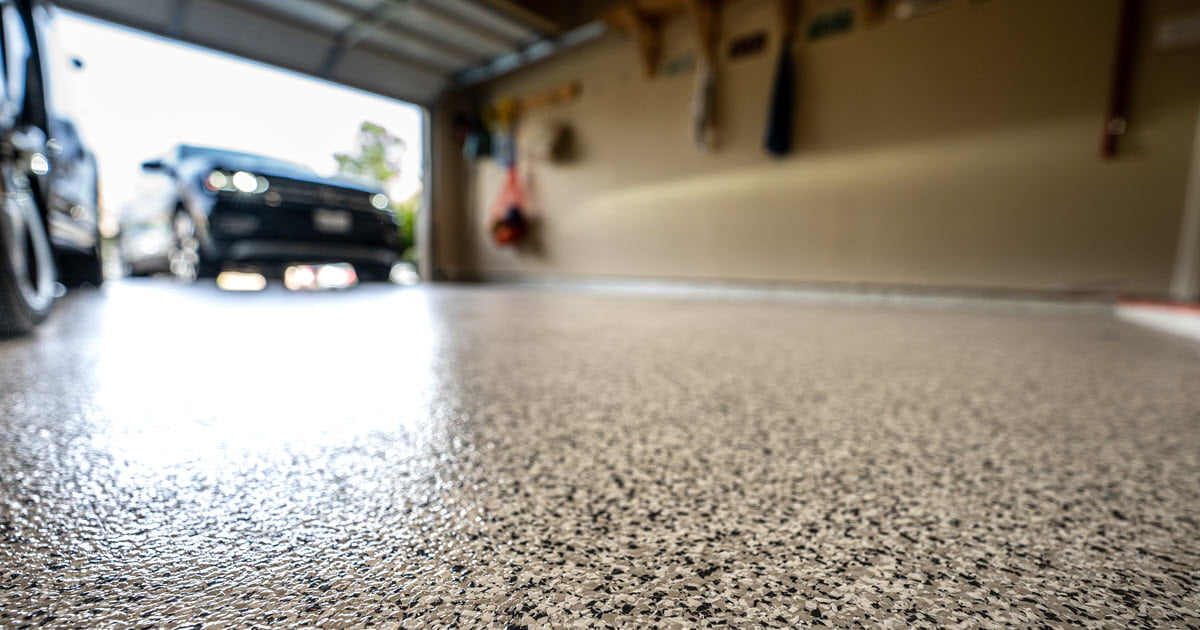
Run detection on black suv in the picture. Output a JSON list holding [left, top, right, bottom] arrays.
[[0, 0, 102, 336], [121, 145, 399, 282]]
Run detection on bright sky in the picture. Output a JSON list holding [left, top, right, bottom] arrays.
[[53, 10, 425, 220]]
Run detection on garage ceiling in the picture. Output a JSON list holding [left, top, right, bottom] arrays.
[[54, 0, 603, 104]]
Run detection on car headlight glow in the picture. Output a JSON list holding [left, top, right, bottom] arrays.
[[232, 171, 259, 193], [371, 193, 390, 210], [207, 169, 269, 194]]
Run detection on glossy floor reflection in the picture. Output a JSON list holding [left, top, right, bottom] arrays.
[[1, 280, 1198, 628]]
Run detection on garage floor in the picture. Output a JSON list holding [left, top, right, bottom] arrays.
[[1, 281, 1198, 628]]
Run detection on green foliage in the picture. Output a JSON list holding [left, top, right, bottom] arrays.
[[334, 122, 405, 185], [334, 121, 417, 259], [393, 195, 419, 263]]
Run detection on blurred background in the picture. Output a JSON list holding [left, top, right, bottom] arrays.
[[57, 12, 424, 239], [47, 10, 426, 294], [4, 0, 1195, 305]]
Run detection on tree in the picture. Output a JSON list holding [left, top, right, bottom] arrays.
[[334, 122, 406, 186], [334, 122, 415, 260]]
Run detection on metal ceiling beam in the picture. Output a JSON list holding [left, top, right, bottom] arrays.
[[204, 0, 450, 80], [55, 0, 171, 39], [314, 0, 547, 42], [452, 20, 606, 88], [468, 0, 560, 36], [57, 0, 449, 102], [423, 0, 553, 42], [63, 0, 457, 80], [303, 0, 490, 65], [166, 0, 192, 38], [368, 22, 483, 67], [58, 0, 593, 104], [322, 0, 414, 78], [392, 1, 524, 52]]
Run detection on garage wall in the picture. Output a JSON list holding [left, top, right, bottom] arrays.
[[433, 0, 1200, 296]]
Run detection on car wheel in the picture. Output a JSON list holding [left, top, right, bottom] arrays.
[[0, 162, 56, 336], [169, 210, 203, 283]]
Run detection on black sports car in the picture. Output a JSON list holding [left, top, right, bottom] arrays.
[[0, 0, 103, 336], [120, 145, 399, 282]]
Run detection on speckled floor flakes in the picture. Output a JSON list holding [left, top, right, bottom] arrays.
[[1, 281, 1198, 628]]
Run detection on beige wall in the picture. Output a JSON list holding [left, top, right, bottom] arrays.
[[433, 0, 1200, 296]]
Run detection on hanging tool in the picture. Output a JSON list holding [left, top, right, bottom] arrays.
[[765, 0, 800, 157], [688, 0, 720, 152], [1101, 0, 1143, 159]]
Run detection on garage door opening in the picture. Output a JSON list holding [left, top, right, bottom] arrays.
[[56, 10, 425, 289]]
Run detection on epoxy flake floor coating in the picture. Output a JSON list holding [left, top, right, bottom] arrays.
[[1, 281, 1199, 629]]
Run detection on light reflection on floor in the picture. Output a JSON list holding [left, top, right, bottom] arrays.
[[91, 280, 438, 471]]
